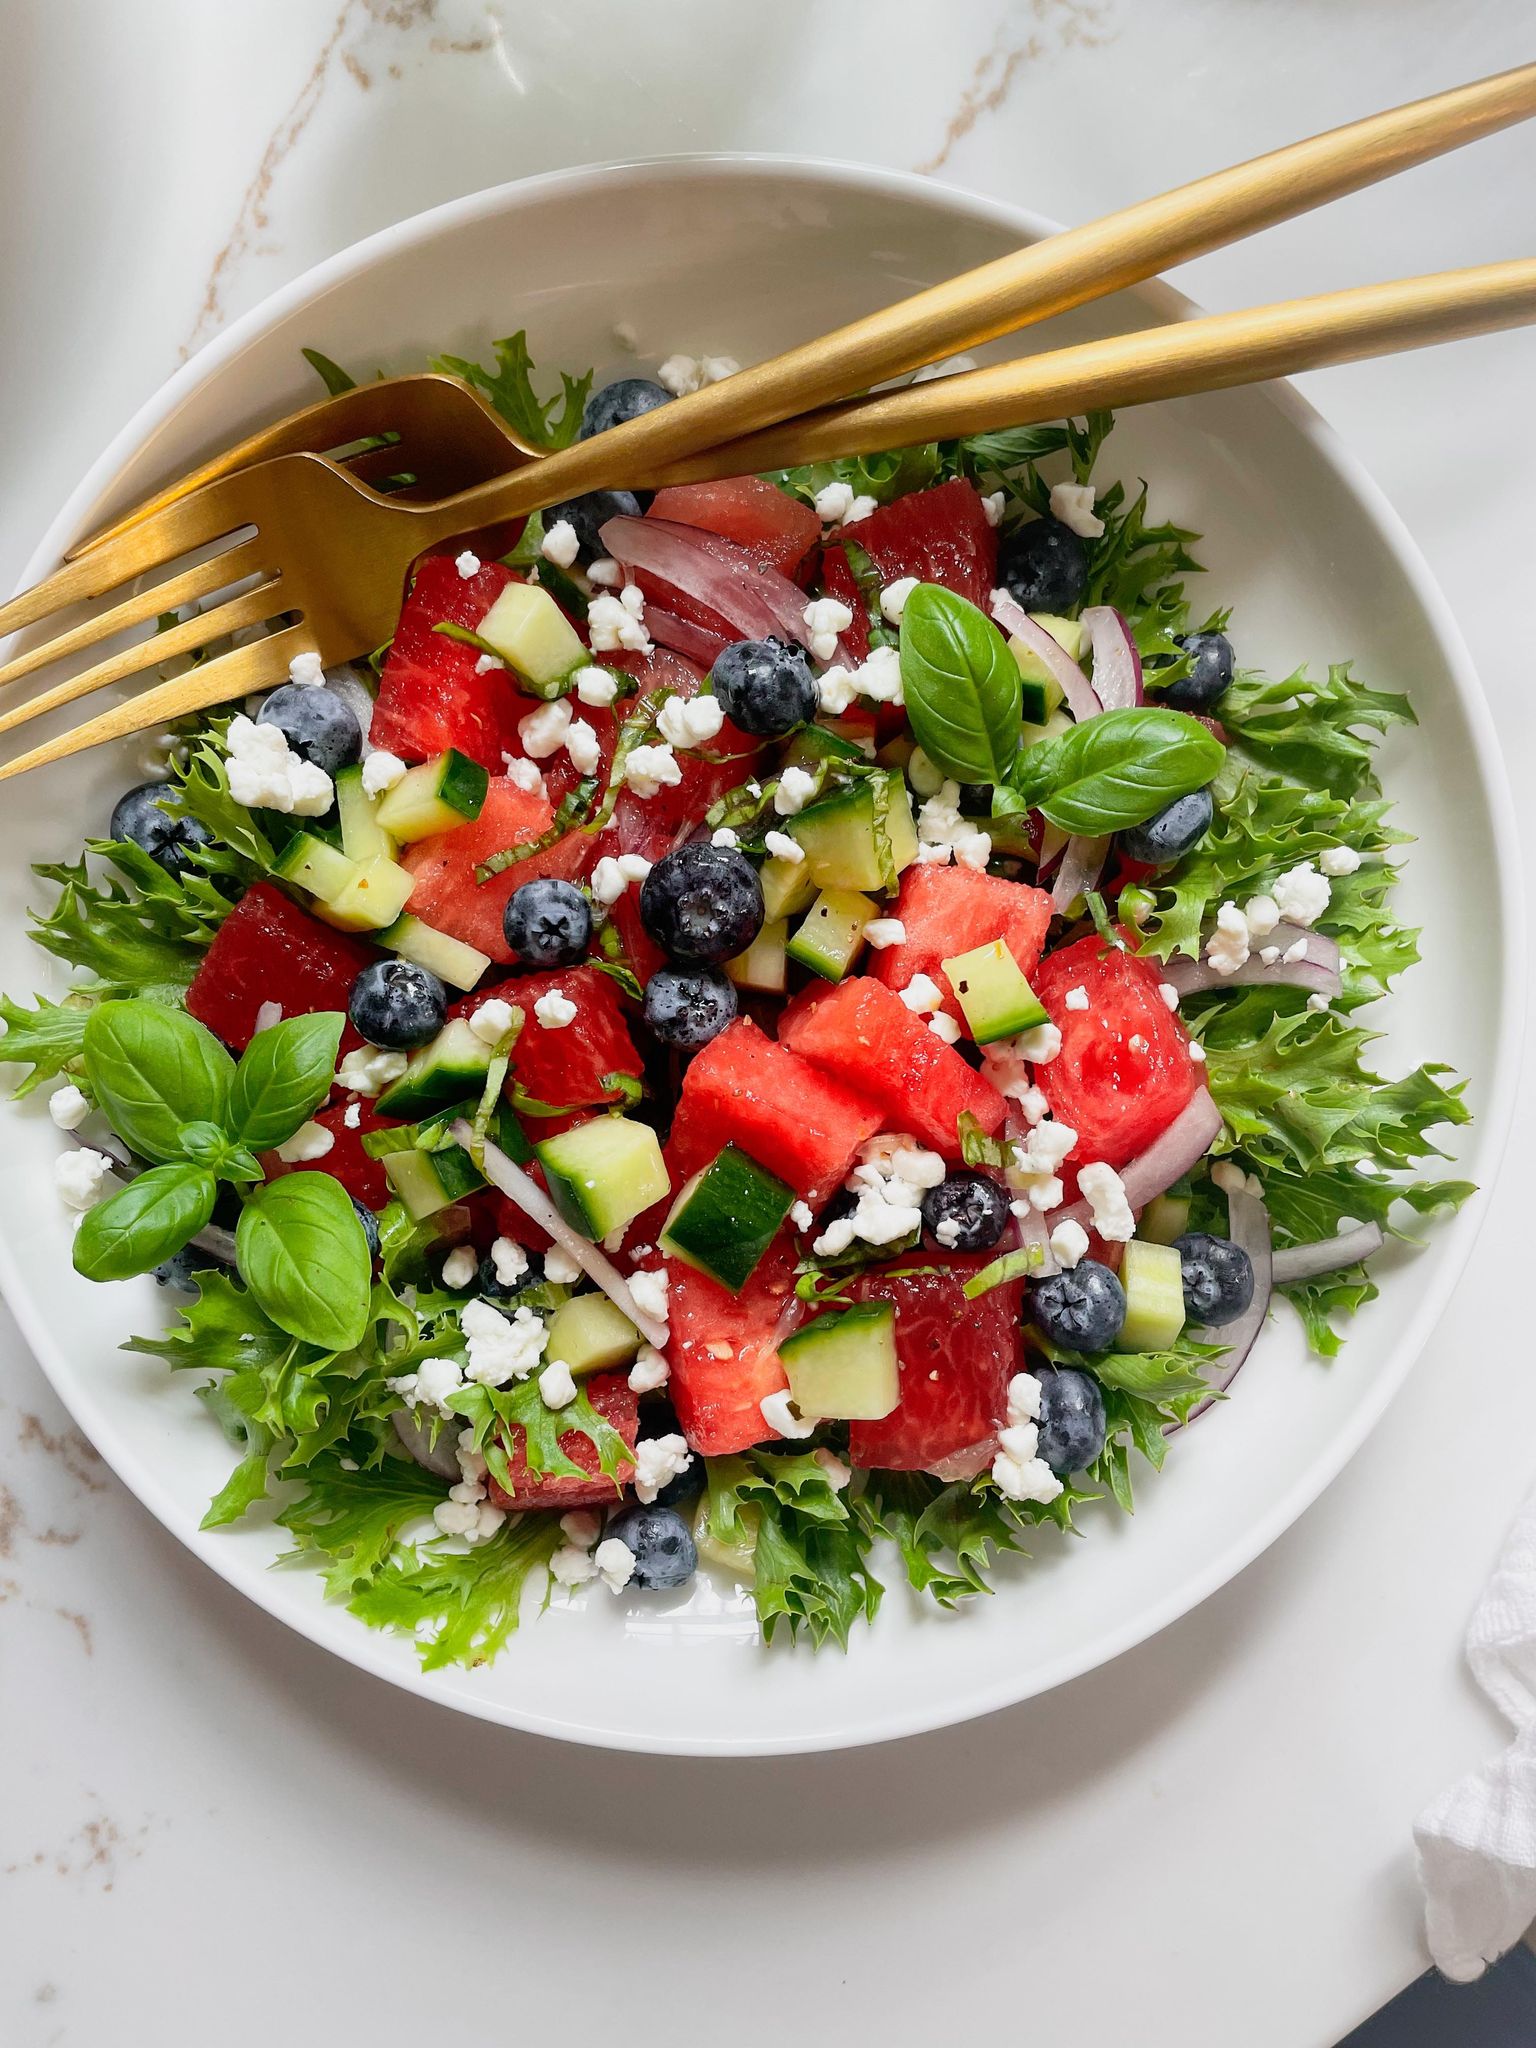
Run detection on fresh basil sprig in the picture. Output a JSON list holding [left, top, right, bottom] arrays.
[[1002, 706, 1224, 833], [898, 584, 1021, 784], [235, 1173, 372, 1352]]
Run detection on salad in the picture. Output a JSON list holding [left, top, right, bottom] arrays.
[[0, 336, 1472, 1664]]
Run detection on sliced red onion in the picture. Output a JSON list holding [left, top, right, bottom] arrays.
[[644, 605, 731, 667], [392, 1409, 462, 1480], [65, 1131, 239, 1266], [454, 1123, 670, 1350], [1001, 1112, 1061, 1278], [191, 1222, 239, 1265], [1081, 605, 1143, 710], [990, 591, 1101, 723], [1161, 924, 1342, 1000], [1184, 1184, 1273, 1424], [928, 1439, 997, 1483], [1271, 1221, 1384, 1284], [1053, 1086, 1224, 1235], [1051, 832, 1110, 914], [600, 516, 811, 649]]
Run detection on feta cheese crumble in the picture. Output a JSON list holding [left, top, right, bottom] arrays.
[[992, 1422, 1064, 1505], [534, 990, 577, 1030], [48, 1084, 89, 1131], [1206, 901, 1251, 977], [225, 714, 334, 816], [802, 597, 854, 664], [288, 650, 326, 688], [928, 1012, 962, 1045], [656, 352, 739, 396], [275, 1120, 334, 1164], [441, 1246, 477, 1289], [502, 756, 546, 794], [899, 973, 943, 1014], [432, 1430, 506, 1546], [518, 698, 572, 759], [1049, 1217, 1091, 1268], [916, 780, 990, 870], [542, 1246, 582, 1285], [711, 827, 739, 849], [623, 744, 682, 799], [1243, 894, 1280, 940], [773, 765, 817, 817], [760, 1389, 815, 1440], [538, 1359, 578, 1410], [343, 1101, 361, 1130], [55, 1147, 113, 1212], [812, 1134, 945, 1257], [489, 1237, 529, 1289], [574, 665, 619, 707], [634, 1434, 692, 1504], [1048, 480, 1105, 539], [461, 1297, 547, 1386], [590, 852, 652, 904], [564, 718, 601, 776], [862, 917, 906, 950], [628, 1267, 671, 1328], [539, 519, 580, 569], [628, 1344, 670, 1394], [361, 749, 407, 797], [981, 490, 1005, 528], [1077, 1161, 1135, 1241], [657, 693, 726, 750], [336, 1045, 408, 1095], [468, 997, 517, 1046], [813, 480, 855, 525], [789, 1200, 815, 1234], [763, 830, 803, 865], [1274, 862, 1332, 927], [1017, 1020, 1062, 1064], [1158, 982, 1180, 1012], [880, 576, 919, 626], [1064, 985, 1090, 1012], [454, 550, 482, 580], [1319, 845, 1362, 877], [593, 1537, 636, 1592], [588, 585, 652, 655], [586, 558, 623, 588]]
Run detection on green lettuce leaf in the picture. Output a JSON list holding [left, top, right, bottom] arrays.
[[348, 1512, 564, 1670], [856, 1471, 1032, 1607], [0, 991, 89, 1096], [705, 1452, 881, 1647], [428, 331, 591, 453], [276, 1455, 445, 1598]]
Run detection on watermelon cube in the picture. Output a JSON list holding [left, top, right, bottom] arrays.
[[873, 865, 1053, 1025], [485, 1370, 638, 1510], [370, 555, 529, 770], [402, 775, 595, 965], [779, 977, 1005, 1159], [186, 882, 374, 1052], [846, 1258, 1023, 1470], [261, 1098, 401, 1211], [449, 964, 642, 1111], [645, 476, 820, 574], [821, 479, 997, 663], [666, 1231, 799, 1455]]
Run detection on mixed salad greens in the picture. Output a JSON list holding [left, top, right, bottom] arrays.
[[0, 336, 1472, 1665]]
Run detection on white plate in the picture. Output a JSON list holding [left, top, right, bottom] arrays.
[[0, 158, 1519, 1754]]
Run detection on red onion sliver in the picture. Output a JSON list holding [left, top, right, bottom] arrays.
[[1271, 1221, 1384, 1284], [928, 1440, 997, 1483], [1052, 1086, 1224, 1235], [601, 516, 810, 648], [1161, 924, 1342, 1000], [393, 1410, 462, 1480], [1051, 832, 1110, 914], [643, 605, 731, 667], [1010, 1198, 1060, 1280], [1081, 605, 1143, 710], [453, 1123, 670, 1350], [990, 590, 1101, 723], [1183, 1184, 1273, 1423]]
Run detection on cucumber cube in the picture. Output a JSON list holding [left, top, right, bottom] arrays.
[[1033, 612, 1086, 661], [334, 764, 397, 863], [383, 1141, 485, 1220], [786, 889, 876, 983], [788, 772, 916, 893], [476, 581, 587, 694], [273, 831, 361, 902], [759, 855, 817, 923], [378, 913, 491, 992], [781, 724, 870, 773], [941, 939, 1048, 1044], [691, 1489, 758, 1583], [535, 1116, 670, 1240], [1139, 1193, 1191, 1246], [375, 749, 489, 843], [727, 919, 789, 995], [314, 854, 417, 933], [660, 1145, 794, 1292], [780, 1301, 899, 1421], [1117, 1239, 1188, 1352], [377, 1018, 494, 1118], [543, 1292, 641, 1377]]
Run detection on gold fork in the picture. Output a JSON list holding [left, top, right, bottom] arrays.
[[1, 254, 1533, 785], [63, 60, 1536, 560]]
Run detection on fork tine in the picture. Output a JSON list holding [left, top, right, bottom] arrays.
[[0, 580, 282, 741], [0, 626, 310, 784], [0, 536, 268, 695]]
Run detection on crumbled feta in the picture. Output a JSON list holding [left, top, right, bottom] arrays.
[[1078, 1161, 1135, 1241], [433, 1496, 507, 1544], [802, 596, 854, 664], [623, 743, 682, 799], [658, 353, 703, 396], [1048, 480, 1105, 539], [816, 643, 905, 715], [711, 827, 739, 849], [538, 1359, 578, 1410], [1013, 1118, 1077, 1177], [55, 1147, 112, 1213], [225, 714, 334, 816], [549, 1543, 600, 1589], [454, 550, 482, 579], [814, 480, 855, 525], [461, 1297, 547, 1386], [628, 1344, 670, 1393], [1274, 862, 1332, 927], [542, 1246, 582, 1285], [594, 1537, 636, 1592], [862, 917, 906, 950], [760, 1389, 815, 1440], [899, 973, 943, 1014], [48, 1084, 89, 1131], [773, 765, 818, 817], [343, 1101, 361, 1130], [701, 353, 740, 384], [880, 576, 919, 626], [843, 494, 878, 526], [336, 1045, 409, 1095], [469, 997, 517, 1046], [634, 1434, 692, 1505], [1064, 984, 1089, 1012], [657, 693, 726, 750], [934, 1217, 963, 1247], [562, 1508, 602, 1548], [1206, 901, 1251, 977], [1006, 1372, 1043, 1426], [992, 1423, 1064, 1504], [1282, 936, 1309, 965], [591, 852, 651, 901], [981, 490, 1005, 528], [916, 779, 990, 870], [476, 653, 506, 674], [1049, 1218, 1091, 1268], [360, 749, 407, 797], [1158, 982, 1180, 1012], [441, 1246, 477, 1289], [1189, 1039, 1207, 1062], [1017, 1021, 1062, 1064], [533, 990, 577, 1030], [1307, 992, 1330, 1013], [275, 1119, 334, 1164], [390, 1354, 465, 1418], [814, 1447, 853, 1492], [490, 1237, 529, 1289], [574, 664, 619, 707], [1319, 845, 1362, 877], [503, 755, 546, 794], [588, 585, 652, 655], [812, 1134, 945, 1256], [518, 697, 573, 759], [539, 520, 580, 569], [763, 830, 804, 865], [628, 1267, 671, 1326], [288, 650, 326, 687], [789, 1200, 815, 1234], [928, 1012, 962, 1045], [564, 718, 601, 776], [1259, 945, 1280, 966], [1243, 894, 1280, 940], [586, 558, 623, 588]]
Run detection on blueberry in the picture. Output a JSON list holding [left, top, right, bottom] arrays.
[[110, 782, 213, 878], [1174, 1231, 1255, 1327], [351, 1197, 382, 1265], [643, 967, 737, 1050], [708, 637, 818, 738], [639, 843, 763, 968], [347, 959, 448, 1050], [604, 1501, 698, 1590], [579, 377, 673, 441], [503, 878, 592, 968], [543, 489, 643, 561], [1029, 1258, 1126, 1353], [255, 683, 363, 776], [921, 1170, 1009, 1252], [1036, 1364, 1108, 1474], [956, 782, 993, 815], [1116, 786, 1214, 866], [478, 1245, 542, 1298], [997, 517, 1089, 613], [1161, 630, 1234, 712], [153, 1246, 215, 1292]]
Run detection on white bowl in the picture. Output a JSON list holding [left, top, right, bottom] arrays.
[[0, 158, 1518, 1754]]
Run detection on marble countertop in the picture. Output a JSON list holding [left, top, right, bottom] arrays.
[[3, 4, 1534, 2041]]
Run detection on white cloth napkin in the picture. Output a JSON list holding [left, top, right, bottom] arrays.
[[1415, 1485, 1536, 1980]]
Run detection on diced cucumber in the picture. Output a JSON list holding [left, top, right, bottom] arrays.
[[906, 746, 946, 799], [543, 1291, 641, 1376], [941, 938, 1048, 1044], [727, 919, 789, 995], [779, 1301, 899, 1421], [334, 764, 397, 863], [383, 1139, 487, 1221], [788, 771, 916, 892], [781, 724, 870, 773], [1140, 1193, 1191, 1246], [1007, 620, 1077, 724], [660, 1145, 794, 1292], [786, 888, 876, 983], [1019, 707, 1073, 755], [1117, 1238, 1187, 1351], [379, 913, 491, 992], [535, 1116, 670, 1240], [375, 749, 489, 843], [362, 1097, 530, 1166], [273, 831, 360, 902], [315, 854, 417, 933], [1034, 612, 1085, 661], [691, 1489, 758, 1582], [759, 855, 817, 923], [476, 581, 587, 694], [376, 1017, 494, 1118]]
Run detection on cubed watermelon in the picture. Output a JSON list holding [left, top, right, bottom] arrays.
[[260, 1098, 400, 1210], [449, 964, 642, 1111], [873, 865, 1054, 1025], [821, 479, 997, 664], [668, 1016, 883, 1204], [370, 555, 529, 770], [666, 1230, 798, 1455], [779, 976, 1005, 1159], [186, 882, 375, 1052], [402, 775, 595, 965], [645, 476, 820, 574], [485, 1370, 638, 1510], [595, 645, 765, 868], [847, 1258, 1023, 1470]]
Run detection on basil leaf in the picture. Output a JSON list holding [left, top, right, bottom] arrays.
[[227, 1012, 345, 1150], [235, 1172, 372, 1352], [1010, 706, 1224, 833], [176, 1121, 262, 1181], [898, 583, 1021, 784], [73, 1163, 216, 1282], [82, 1000, 235, 1164]]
